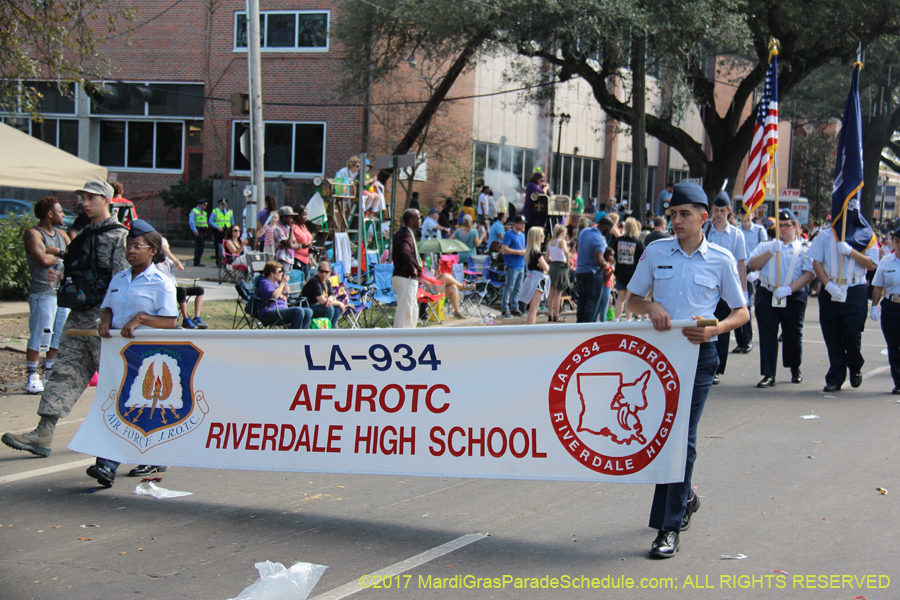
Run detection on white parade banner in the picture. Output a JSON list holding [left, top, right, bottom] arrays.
[[68, 322, 701, 483]]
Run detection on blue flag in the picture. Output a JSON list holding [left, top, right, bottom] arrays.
[[831, 63, 874, 251]]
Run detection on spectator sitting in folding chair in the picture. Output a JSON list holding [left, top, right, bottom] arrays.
[[301, 260, 346, 329], [256, 261, 313, 329], [224, 225, 248, 268], [435, 257, 475, 320]]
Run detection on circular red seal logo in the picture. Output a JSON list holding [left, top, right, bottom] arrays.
[[548, 334, 681, 475]]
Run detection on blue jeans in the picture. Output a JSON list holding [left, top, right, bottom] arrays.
[[311, 304, 340, 329], [648, 342, 719, 532], [502, 267, 525, 313], [575, 271, 605, 323], [597, 285, 611, 322], [27, 293, 70, 352], [261, 307, 313, 329]]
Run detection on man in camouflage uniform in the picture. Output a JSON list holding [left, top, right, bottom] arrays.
[[2, 181, 128, 457]]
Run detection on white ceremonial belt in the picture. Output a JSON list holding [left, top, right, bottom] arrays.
[[829, 275, 866, 286], [888, 294, 900, 303]]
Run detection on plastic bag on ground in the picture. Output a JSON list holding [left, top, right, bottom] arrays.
[[133, 481, 192, 499], [227, 561, 327, 600]]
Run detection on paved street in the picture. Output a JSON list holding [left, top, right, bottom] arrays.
[[1, 298, 898, 600]]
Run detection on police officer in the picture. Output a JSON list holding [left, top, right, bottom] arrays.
[[704, 192, 749, 383], [88, 219, 178, 487], [628, 182, 748, 558], [2, 181, 128, 457], [747, 210, 815, 387], [189, 199, 209, 267], [210, 198, 233, 267], [805, 222, 878, 392], [870, 227, 900, 395]]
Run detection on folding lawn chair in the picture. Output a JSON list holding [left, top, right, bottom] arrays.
[[369, 263, 397, 328]]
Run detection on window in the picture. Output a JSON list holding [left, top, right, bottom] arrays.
[[90, 82, 204, 117], [98, 120, 184, 171], [616, 162, 632, 205], [235, 11, 329, 52], [1, 81, 79, 155], [667, 169, 690, 184], [232, 121, 325, 176]]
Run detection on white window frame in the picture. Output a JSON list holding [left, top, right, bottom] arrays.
[[97, 119, 186, 174], [233, 10, 330, 53], [231, 120, 326, 178], [0, 80, 80, 154]]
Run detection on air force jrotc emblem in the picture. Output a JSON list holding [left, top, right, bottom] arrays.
[[100, 342, 208, 452]]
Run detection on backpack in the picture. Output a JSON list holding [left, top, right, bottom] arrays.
[[58, 223, 127, 310]]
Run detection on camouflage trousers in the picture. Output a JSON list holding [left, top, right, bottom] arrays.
[[38, 309, 102, 419]]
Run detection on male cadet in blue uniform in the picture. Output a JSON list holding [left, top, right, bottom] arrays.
[[737, 207, 767, 350], [870, 227, 900, 395], [805, 221, 878, 392], [747, 210, 815, 387], [628, 182, 748, 558], [704, 192, 749, 383]]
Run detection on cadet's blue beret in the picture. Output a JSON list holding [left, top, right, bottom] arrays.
[[713, 191, 730, 208], [670, 182, 708, 209], [777, 209, 793, 221], [128, 219, 156, 238], [892, 227, 900, 239]]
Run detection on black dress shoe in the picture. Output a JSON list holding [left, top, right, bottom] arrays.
[[757, 376, 776, 388], [128, 465, 168, 477], [791, 368, 803, 384], [86, 464, 116, 488], [741, 342, 753, 354], [822, 384, 842, 393], [850, 372, 863, 388], [712, 374, 721, 385], [893, 388, 900, 395], [650, 530, 679, 558], [731, 345, 744, 354], [680, 493, 701, 532]]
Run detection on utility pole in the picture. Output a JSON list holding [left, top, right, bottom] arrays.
[[631, 31, 646, 216], [246, 0, 265, 228]]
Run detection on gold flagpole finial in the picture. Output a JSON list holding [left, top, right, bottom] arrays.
[[768, 38, 780, 56]]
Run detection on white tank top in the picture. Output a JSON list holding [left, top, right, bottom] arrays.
[[548, 239, 567, 262]]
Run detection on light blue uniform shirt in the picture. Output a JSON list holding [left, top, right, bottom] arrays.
[[101, 263, 178, 329], [749, 239, 811, 289], [740, 223, 767, 256], [873, 253, 900, 297], [627, 237, 746, 320], [705, 222, 748, 262], [805, 226, 879, 288]]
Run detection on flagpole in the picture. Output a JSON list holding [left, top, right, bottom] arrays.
[[768, 38, 783, 292], [837, 46, 861, 285]]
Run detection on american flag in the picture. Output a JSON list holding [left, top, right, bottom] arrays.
[[742, 51, 779, 214]]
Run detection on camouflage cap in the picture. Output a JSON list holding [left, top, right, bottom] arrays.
[[75, 180, 114, 199]]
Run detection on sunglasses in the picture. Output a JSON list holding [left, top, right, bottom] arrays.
[[318, 269, 330, 274]]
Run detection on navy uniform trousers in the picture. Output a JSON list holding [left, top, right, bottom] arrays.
[[649, 341, 718, 532], [733, 281, 755, 348], [713, 300, 731, 375], [819, 285, 868, 388], [755, 287, 807, 377], [882, 302, 900, 389]]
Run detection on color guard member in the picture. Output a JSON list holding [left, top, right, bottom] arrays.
[[870, 227, 900, 395], [628, 182, 749, 558], [747, 210, 815, 387], [805, 223, 878, 392], [704, 192, 749, 384]]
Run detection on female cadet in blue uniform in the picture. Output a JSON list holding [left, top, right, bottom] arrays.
[[627, 182, 749, 558], [870, 227, 900, 395], [747, 210, 816, 388], [704, 192, 749, 384], [86, 220, 179, 488]]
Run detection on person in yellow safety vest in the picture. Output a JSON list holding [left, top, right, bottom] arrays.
[[189, 199, 209, 267], [210, 199, 234, 266]]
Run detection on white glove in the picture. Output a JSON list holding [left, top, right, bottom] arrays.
[[870, 306, 880, 322], [770, 240, 784, 254], [774, 286, 792, 299], [825, 282, 846, 301], [836, 241, 853, 256]]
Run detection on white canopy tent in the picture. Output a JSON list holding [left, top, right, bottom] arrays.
[[0, 122, 106, 192]]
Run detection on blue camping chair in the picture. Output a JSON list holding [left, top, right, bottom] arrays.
[[369, 263, 397, 328]]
